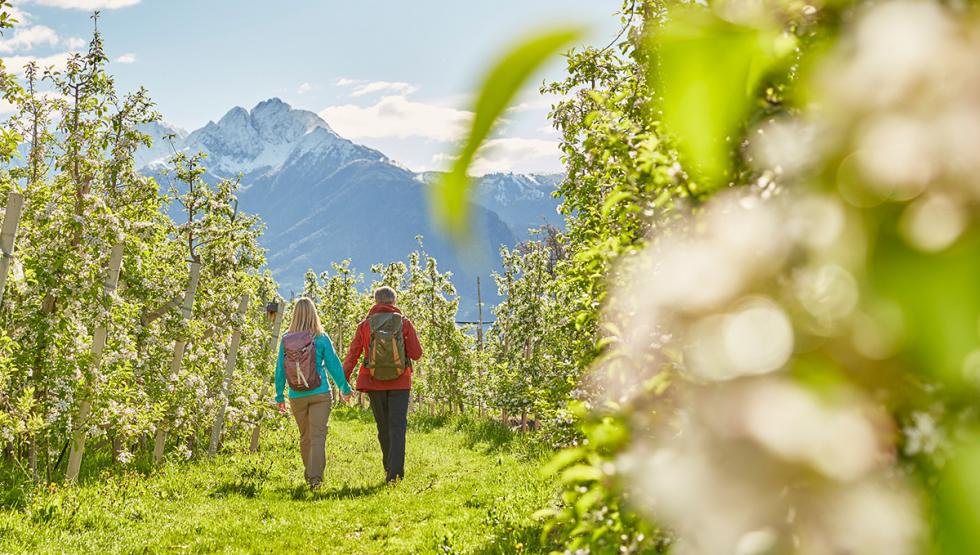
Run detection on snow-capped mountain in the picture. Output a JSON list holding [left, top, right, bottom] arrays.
[[420, 171, 564, 239], [133, 121, 187, 170], [138, 98, 563, 318], [141, 98, 383, 178]]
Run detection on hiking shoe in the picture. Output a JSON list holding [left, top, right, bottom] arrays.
[[309, 479, 321, 492]]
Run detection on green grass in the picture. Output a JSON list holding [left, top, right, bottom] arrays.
[[0, 408, 557, 554]]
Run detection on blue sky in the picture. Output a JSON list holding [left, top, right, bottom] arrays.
[[1, 0, 621, 174]]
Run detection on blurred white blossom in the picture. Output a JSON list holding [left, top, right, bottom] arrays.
[[619, 378, 922, 555]]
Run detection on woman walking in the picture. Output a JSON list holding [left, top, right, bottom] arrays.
[[275, 297, 352, 491]]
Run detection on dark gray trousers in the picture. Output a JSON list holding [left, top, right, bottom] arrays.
[[367, 389, 410, 481]]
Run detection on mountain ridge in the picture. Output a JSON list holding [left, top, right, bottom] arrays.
[[138, 97, 564, 318]]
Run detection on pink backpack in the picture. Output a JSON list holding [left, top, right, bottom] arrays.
[[282, 331, 322, 391]]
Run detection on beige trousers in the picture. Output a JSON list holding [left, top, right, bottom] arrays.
[[288, 393, 332, 482]]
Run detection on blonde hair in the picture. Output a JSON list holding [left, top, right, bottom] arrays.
[[287, 297, 324, 336]]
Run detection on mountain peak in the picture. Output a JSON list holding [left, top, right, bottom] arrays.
[[159, 97, 376, 177], [251, 97, 288, 116], [218, 105, 250, 126]]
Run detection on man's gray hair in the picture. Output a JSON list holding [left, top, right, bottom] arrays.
[[374, 286, 397, 305]]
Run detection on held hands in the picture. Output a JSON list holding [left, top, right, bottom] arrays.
[[277, 401, 287, 415], [341, 391, 354, 404]]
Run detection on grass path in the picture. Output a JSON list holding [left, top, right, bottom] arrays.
[[0, 408, 555, 554]]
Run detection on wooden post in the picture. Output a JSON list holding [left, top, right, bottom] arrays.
[[153, 260, 202, 464], [249, 299, 284, 453], [476, 276, 484, 350], [65, 243, 124, 481], [0, 192, 24, 306], [208, 294, 250, 457]]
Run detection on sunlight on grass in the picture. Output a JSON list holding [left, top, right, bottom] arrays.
[[0, 409, 554, 554]]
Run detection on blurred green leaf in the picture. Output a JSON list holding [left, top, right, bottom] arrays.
[[935, 434, 980, 553], [541, 446, 586, 477], [872, 220, 980, 388], [652, 6, 793, 189], [574, 487, 604, 516], [432, 26, 586, 241], [560, 464, 603, 484]]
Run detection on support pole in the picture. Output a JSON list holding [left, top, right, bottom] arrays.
[[476, 276, 484, 350], [476, 276, 485, 417], [153, 260, 202, 464], [209, 294, 250, 457], [250, 299, 284, 453], [65, 243, 124, 481]]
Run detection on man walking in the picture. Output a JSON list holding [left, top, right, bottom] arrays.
[[343, 286, 423, 483]]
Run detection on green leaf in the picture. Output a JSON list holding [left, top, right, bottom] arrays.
[[431, 26, 586, 242], [935, 434, 980, 553], [652, 6, 793, 189], [871, 217, 980, 387], [541, 446, 586, 476], [560, 464, 603, 484], [600, 190, 633, 217], [574, 487, 604, 516]]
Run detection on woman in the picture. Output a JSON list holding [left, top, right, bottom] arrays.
[[274, 297, 352, 491]]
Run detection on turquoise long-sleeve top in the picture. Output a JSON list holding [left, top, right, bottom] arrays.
[[275, 333, 352, 403]]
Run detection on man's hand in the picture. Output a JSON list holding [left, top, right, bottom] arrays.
[[341, 392, 354, 404], [277, 402, 287, 415]]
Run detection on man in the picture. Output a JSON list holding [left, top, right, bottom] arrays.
[[343, 286, 423, 483]]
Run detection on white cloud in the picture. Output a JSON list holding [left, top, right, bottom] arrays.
[[349, 81, 418, 98], [27, 0, 140, 9], [114, 52, 136, 63], [5, 5, 32, 24], [334, 77, 419, 98], [469, 137, 562, 175], [320, 95, 472, 142], [0, 24, 59, 53], [65, 36, 87, 49], [3, 51, 75, 75], [297, 82, 313, 94], [508, 92, 562, 113], [335, 77, 361, 87]]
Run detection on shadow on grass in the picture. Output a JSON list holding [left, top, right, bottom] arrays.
[[315, 482, 385, 500], [275, 481, 385, 501], [209, 479, 261, 499]]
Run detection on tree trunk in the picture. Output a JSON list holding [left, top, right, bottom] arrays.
[[66, 243, 124, 481], [0, 191, 25, 306], [153, 260, 202, 464], [208, 294, 250, 457], [1, 192, 31, 479]]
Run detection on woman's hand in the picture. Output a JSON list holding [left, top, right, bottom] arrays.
[[277, 402, 287, 415], [341, 392, 354, 404]]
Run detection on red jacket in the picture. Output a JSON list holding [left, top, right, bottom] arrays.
[[343, 304, 423, 391]]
